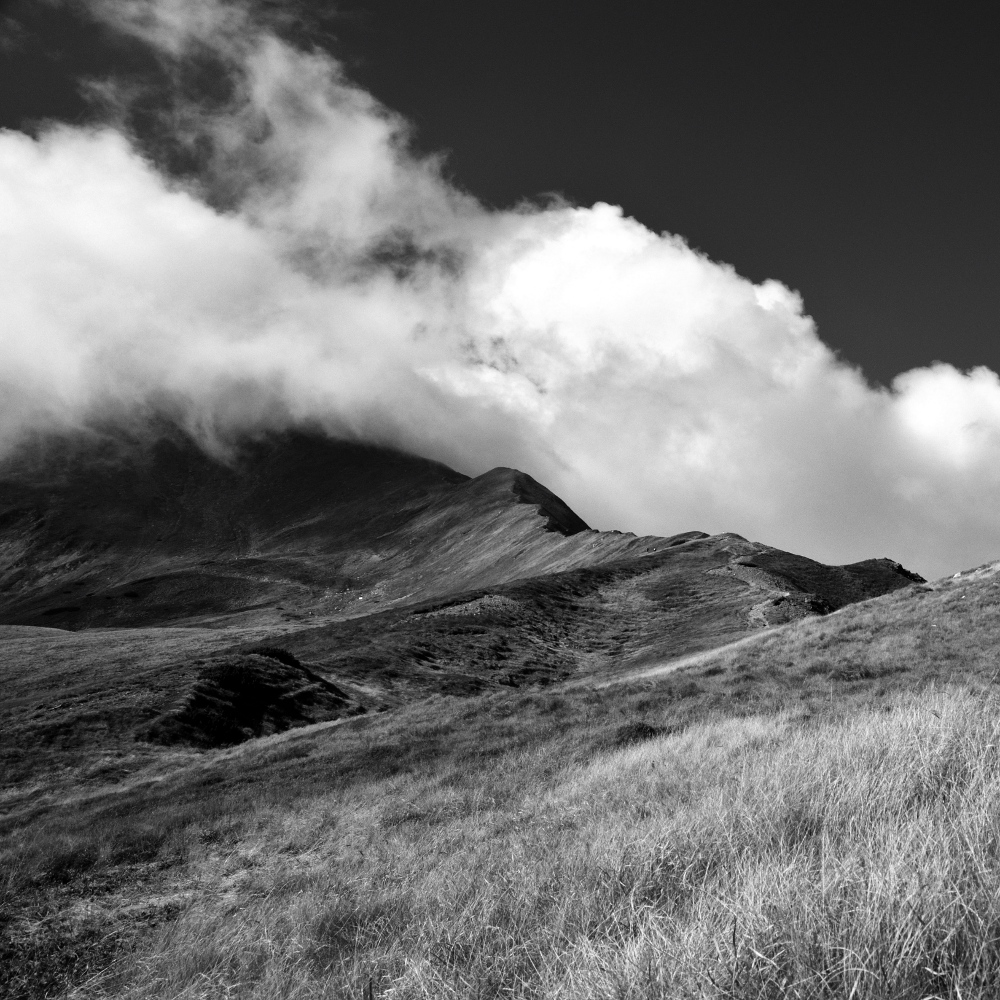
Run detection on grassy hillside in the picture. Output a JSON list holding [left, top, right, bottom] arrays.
[[4, 563, 1000, 998]]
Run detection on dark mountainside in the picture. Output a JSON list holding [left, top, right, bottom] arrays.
[[0, 424, 652, 631], [0, 421, 920, 637]]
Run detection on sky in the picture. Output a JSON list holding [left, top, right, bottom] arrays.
[[0, 0, 999, 580]]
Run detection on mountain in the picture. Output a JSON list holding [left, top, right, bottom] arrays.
[[1, 422, 934, 998], [0, 424, 652, 629], [0, 419, 926, 823], [0, 424, 921, 704], [0, 420, 925, 800]]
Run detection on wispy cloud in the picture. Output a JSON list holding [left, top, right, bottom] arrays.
[[1, 0, 998, 579]]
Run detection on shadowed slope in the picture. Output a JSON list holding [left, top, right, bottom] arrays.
[[0, 425, 653, 628], [139, 651, 361, 749]]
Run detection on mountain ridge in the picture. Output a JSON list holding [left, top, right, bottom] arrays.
[[0, 424, 921, 635]]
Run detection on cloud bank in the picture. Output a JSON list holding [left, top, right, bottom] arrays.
[[1, 0, 998, 580]]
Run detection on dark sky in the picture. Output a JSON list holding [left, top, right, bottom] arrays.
[[2, 0, 997, 387]]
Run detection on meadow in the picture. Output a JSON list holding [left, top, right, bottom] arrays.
[[4, 568, 1000, 998]]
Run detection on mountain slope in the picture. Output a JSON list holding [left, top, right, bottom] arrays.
[[0, 550, 992, 1000], [0, 425, 919, 636], [0, 426, 641, 628], [0, 423, 957, 1000], [0, 422, 924, 799]]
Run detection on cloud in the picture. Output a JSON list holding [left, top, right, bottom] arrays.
[[1, 0, 999, 580]]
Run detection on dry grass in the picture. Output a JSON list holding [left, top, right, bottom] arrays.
[[8, 568, 1000, 998], [57, 686, 1000, 1000]]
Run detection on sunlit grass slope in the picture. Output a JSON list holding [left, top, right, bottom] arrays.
[[5, 565, 1000, 998], [76, 690, 1000, 1000]]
